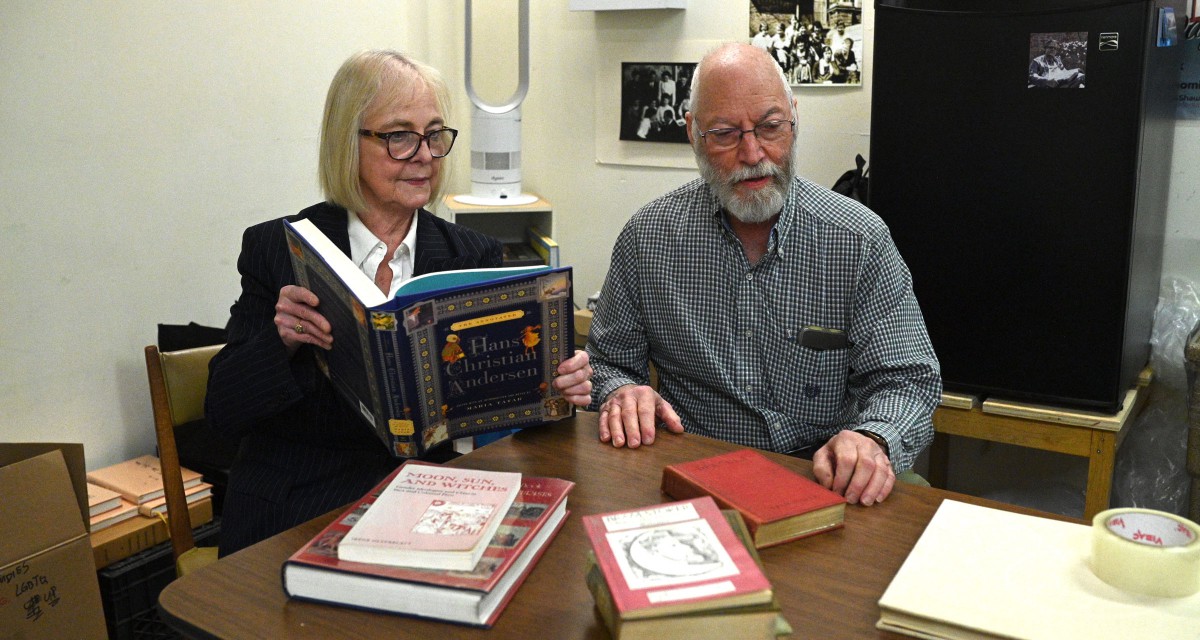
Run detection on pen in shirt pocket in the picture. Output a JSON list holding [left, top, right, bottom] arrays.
[[788, 326, 853, 350]]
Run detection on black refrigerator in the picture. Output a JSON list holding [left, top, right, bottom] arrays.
[[869, 0, 1184, 413]]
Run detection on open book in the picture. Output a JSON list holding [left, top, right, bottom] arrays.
[[283, 218, 575, 459]]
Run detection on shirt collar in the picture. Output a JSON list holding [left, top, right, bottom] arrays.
[[347, 211, 419, 269]]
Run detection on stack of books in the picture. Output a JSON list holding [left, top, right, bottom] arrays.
[[282, 462, 573, 628], [85, 454, 212, 520], [86, 482, 138, 532], [582, 496, 791, 640]]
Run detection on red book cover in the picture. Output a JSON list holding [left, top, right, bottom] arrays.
[[660, 449, 846, 548], [282, 463, 573, 627], [581, 496, 774, 620]]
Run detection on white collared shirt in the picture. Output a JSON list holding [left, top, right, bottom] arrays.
[[347, 212, 418, 298]]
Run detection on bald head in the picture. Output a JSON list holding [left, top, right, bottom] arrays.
[[687, 43, 793, 134]]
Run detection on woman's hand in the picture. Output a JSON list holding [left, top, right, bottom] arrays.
[[276, 285, 333, 353]]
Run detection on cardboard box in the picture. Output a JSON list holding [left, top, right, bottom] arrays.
[[90, 498, 214, 569], [0, 445, 107, 640]]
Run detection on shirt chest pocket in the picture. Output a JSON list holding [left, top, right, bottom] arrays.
[[767, 345, 851, 426]]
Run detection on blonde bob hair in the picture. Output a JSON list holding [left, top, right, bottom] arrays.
[[318, 50, 453, 213]]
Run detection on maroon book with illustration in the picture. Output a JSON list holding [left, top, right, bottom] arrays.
[[582, 496, 774, 620]]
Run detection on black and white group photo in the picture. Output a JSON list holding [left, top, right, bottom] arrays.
[[619, 62, 696, 143], [749, 0, 864, 86]]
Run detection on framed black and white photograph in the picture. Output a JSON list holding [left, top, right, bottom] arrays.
[[594, 40, 713, 169], [1027, 32, 1088, 88], [749, 1, 864, 86], [619, 62, 696, 143]]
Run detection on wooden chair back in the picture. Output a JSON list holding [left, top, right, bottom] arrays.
[[144, 343, 223, 575]]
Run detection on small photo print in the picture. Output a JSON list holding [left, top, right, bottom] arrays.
[[620, 62, 696, 143], [1028, 32, 1087, 88], [403, 302, 436, 332], [538, 272, 570, 300]]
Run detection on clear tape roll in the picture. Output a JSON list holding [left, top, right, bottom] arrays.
[[1090, 508, 1200, 598]]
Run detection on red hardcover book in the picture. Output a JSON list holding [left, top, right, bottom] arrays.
[[282, 464, 573, 628], [581, 496, 774, 620], [660, 449, 846, 548]]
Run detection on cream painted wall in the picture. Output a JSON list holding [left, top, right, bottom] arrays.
[[2, 1, 1197, 472], [1, 1, 434, 469]]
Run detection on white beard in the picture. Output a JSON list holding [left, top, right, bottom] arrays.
[[695, 146, 794, 224]]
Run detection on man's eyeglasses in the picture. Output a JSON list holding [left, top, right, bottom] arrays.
[[698, 119, 794, 151], [358, 128, 458, 161]]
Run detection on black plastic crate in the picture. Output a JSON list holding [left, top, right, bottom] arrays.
[[97, 519, 220, 640]]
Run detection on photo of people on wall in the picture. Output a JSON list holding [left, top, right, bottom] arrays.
[[749, 0, 864, 86], [619, 62, 696, 143]]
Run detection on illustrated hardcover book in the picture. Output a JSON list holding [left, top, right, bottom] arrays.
[[283, 218, 575, 459], [586, 509, 791, 639], [661, 449, 845, 548], [336, 463, 522, 571], [282, 463, 574, 627], [582, 496, 774, 621]]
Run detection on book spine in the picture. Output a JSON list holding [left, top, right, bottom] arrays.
[[584, 554, 621, 636], [526, 227, 559, 268], [367, 316, 413, 456]]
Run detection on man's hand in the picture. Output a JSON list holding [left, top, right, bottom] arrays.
[[811, 430, 895, 506], [553, 351, 594, 407], [597, 384, 684, 448], [276, 285, 332, 353]]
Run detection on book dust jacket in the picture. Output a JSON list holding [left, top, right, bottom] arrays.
[[388, 269, 575, 456]]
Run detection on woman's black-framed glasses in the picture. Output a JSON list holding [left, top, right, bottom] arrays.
[[358, 127, 458, 161]]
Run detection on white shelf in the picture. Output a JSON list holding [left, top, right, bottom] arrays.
[[438, 194, 554, 249], [568, 0, 686, 10]]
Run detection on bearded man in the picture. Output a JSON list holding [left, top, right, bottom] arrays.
[[551, 43, 940, 507]]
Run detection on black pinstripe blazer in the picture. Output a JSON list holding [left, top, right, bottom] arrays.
[[206, 201, 503, 556]]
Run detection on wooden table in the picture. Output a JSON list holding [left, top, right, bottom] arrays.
[[928, 377, 1150, 521], [159, 412, 1075, 639]]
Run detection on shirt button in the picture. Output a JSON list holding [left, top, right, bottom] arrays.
[[744, 385, 752, 393], [745, 273, 753, 281]]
